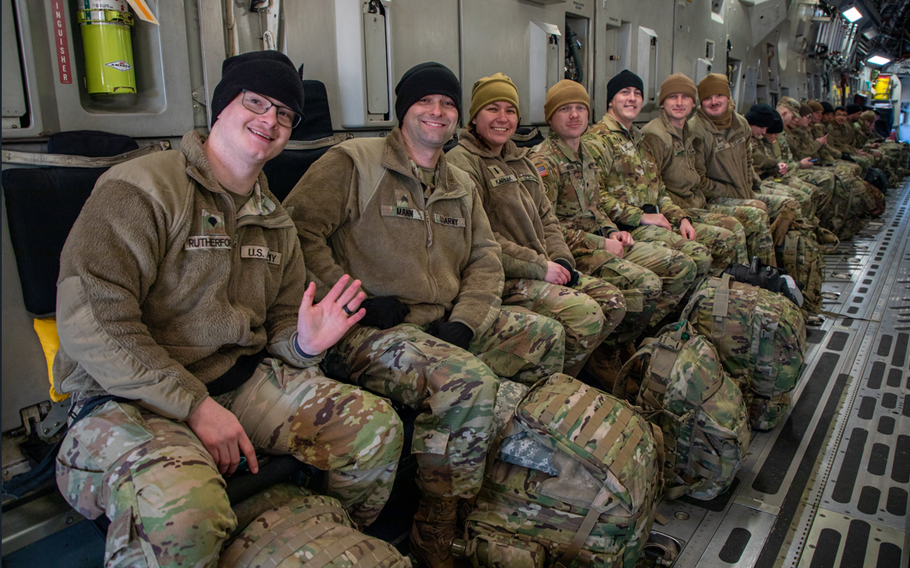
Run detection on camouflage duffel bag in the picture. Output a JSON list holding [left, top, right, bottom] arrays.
[[219, 483, 410, 568], [776, 225, 824, 315], [613, 321, 751, 501], [681, 274, 807, 431], [464, 374, 658, 568]]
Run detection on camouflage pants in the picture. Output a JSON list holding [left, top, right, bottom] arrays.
[[685, 209, 749, 269], [502, 276, 626, 375], [793, 168, 835, 215], [575, 240, 695, 339], [630, 224, 713, 287], [705, 203, 776, 267], [327, 307, 565, 500], [56, 362, 403, 568], [712, 193, 801, 223], [760, 180, 815, 221]]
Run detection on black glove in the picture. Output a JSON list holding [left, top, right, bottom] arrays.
[[841, 153, 854, 163], [426, 321, 474, 351], [359, 296, 410, 329], [554, 258, 580, 287]]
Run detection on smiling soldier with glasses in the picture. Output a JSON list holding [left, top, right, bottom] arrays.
[[241, 88, 303, 129]]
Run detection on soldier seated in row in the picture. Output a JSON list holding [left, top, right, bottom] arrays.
[[445, 72, 626, 379], [529, 80, 697, 358], [641, 73, 767, 267], [688, 74, 801, 246], [284, 61, 567, 568], [53, 51, 404, 567]]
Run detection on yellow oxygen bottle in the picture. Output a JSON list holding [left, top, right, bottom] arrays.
[[77, 0, 136, 95]]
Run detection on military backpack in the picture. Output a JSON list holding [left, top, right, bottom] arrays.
[[463, 374, 659, 568], [613, 321, 751, 501], [775, 225, 825, 315], [220, 484, 410, 568], [682, 275, 807, 431]]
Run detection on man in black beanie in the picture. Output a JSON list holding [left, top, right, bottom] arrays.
[[285, 62, 566, 568], [54, 49, 408, 566], [585, 69, 716, 296]]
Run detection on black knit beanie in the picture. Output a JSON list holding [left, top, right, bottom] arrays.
[[846, 104, 862, 115], [607, 69, 644, 106], [394, 62, 462, 125], [767, 110, 784, 134], [821, 101, 834, 114], [745, 104, 775, 128], [210, 51, 304, 128]]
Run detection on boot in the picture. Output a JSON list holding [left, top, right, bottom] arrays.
[[410, 495, 458, 568]]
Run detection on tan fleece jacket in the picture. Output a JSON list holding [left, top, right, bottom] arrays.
[[642, 110, 707, 210], [54, 131, 314, 421], [283, 128, 503, 336], [689, 111, 758, 200], [447, 129, 573, 280]]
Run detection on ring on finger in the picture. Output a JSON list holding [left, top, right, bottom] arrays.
[[343, 305, 353, 316]]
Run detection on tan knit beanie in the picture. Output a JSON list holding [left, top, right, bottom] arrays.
[[778, 96, 801, 116], [696, 73, 730, 101], [807, 100, 823, 113], [469, 73, 520, 124], [861, 110, 875, 122], [544, 79, 590, 123], [659, 73, 697, 105]]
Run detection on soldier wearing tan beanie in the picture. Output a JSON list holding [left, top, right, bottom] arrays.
[[468, 72, 520, 125], [659, 73, 698, 106], [544, 79, 590, 124]]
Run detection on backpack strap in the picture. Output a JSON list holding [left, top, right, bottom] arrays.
[[558, 422, 644, 567]]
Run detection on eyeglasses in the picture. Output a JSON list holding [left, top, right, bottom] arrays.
[[241, 90, 302, 128]]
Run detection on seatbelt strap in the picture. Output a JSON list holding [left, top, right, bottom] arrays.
[[2, 394, 127, 499]]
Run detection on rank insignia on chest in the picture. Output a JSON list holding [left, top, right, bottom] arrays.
[[488, 165, 504, 177], [715, 138, 729, 151], [395, 189, 412, 208], [536, 163, 548, 177], [201, 209, 227, 235]]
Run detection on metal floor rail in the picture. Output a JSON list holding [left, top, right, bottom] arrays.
[[658, 178, 910, 568]]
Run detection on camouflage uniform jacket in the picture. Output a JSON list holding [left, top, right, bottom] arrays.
[[786, 126, 822, 160], [527, 130, 621, 254], [828, 122, 858, 154], [689, 110, 759, 200], [585, 113, 689, 230], [750, 136, 783, 180], [285, 128, 504, 336], [447, 129, 573, 280], [812, 122, 842, 160], [641, 111, 707, 210], [55, 131, 315, 421]]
